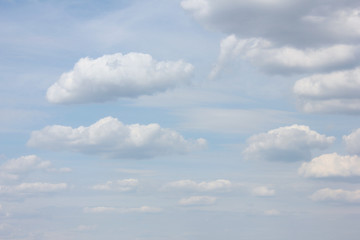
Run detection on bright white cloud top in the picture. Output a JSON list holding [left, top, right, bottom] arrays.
[[343, 128, 360, 154], [243, 125, 335, 161], [46, 52, 194, 104], [27, 116, 206, 159], [299, 153, 360, 178], [311, 188, 360, 203], [294, 67, 360, 113]]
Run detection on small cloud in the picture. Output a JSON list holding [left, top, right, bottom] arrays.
[[84, 206, 162, 214], [252, 186, 275, 197], [178, 196, 217, 206], [0, 182, 67, 194], [92, 179, 138, 191], [76, 225, 97, 231], [264, 209, 280, 216], [163, 179, 232, 192]]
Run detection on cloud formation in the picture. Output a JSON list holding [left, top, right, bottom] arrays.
[[178, 196, 217, 206], [343, 128, 360, 154], [294, 67, 360, 113], [311, 188, 360, 203], [252, 186, 275, 197], [243, 125, 335, 161], [84, 206, 162, 214], [0, 182, 67, 194], [46, 52, 194, 104], [28, 116, 206, 159], [92, 179, 138, 191], [299, 153, 360, 178], [164, 179, 232, 192]]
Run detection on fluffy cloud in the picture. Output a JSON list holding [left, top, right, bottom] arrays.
[[27, 116, 206, 159], [211, 35, 360, 77], [46, 52, 193, 104], [343, 128, 360, 154], [92, 179, 138, 191], [243, 125, 335, 161], [0, 155, 50, 173], [84, 206, 162, 214], [311, 188, 360, 203], [252, 186, 275, 197], [294, 67, 360, 113], [0, 182, 67, 194], [178, 196, 217, 206], [181, 0, 360, 47], [164, 179, 232, 192], [299, 153, 360, 178]]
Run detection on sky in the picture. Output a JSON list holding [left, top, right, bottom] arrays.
[[1, 0, 360, 239]]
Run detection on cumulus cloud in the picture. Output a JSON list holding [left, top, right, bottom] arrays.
[[27, 116, 206, 159], [181, 0, 360, 47], [0, 155, 50, 173], [84, 206, 162, 214], [163, 179, 232, 192], [299, 153, 360, 178], [252, 186, 275, 197], [178, 196, 217, 206], [0, 182, 67, 194], [294, 67, 360, 113], [92, 178, 138, 191], [243, 125, 335, 162], [210, 35, 360, 77], [46, 52, 194, 104], [311, 188, 360, 203], [343, 128, 360, 154]]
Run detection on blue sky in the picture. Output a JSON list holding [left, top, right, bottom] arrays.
[[1, 0, 360, 239]]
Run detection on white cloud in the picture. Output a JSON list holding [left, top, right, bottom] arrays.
[[264, 209, 280, 216], [27, 116, 206, 159], [84, 206, 162, 214], [181, 0, 360, 47], [0, 182, 67, 194], [76, 225, 97, 232], [92, 178, 138, 191], [0, 155, 50, 173], [343, 128, 360, 154], [299, 153, 360, 178], [46, 52, 194, 104], [243, 125, 335, 161], [311, 188, 360, 203], [294, 67, 360, 113], [164, 179, 232, 192], [252, 186, 275, 197], [178, 196, 217, 206], [211, 35, 360, 77]]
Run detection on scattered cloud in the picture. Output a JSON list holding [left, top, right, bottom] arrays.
[[311, 188, 360, 203], [84, 206, 162, 214], [243, 124, 335, 161], [343, 128, 360, 154], [264, 209, 280, 216], [27, 116, 206, 159], [252, 186, 275, 197], [164, 179, 232, 192], [294, 67, 360, 113], [92, 178, 138, 191], [0, 182, 67, 194], [178, 196, 217, 206], [46, 52, 194, 104], [211, 35, 360, 77], [299, 153, 360, 178], [0, 155, 50, 173]]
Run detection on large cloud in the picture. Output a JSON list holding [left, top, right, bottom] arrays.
[[299, 153, 360, 178], [243, 125, 335, 161], [46, 52, 194, 104], [343, 128, 360, 154], [27, 116, 206, 159], [311, 188, 360, 203], [210, 35, 360, 77], [294, 67, 360, 113], [181, 0, 360, 47]]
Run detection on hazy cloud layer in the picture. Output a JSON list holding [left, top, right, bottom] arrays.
[[294, 67, 360, 113], [299, 153, 360, 178], [311, 188, 360, 203], [243, 125, 335, 161], [343, 128, 360, 154], [178, 196, 217, 206], [46, 52, 194, 104], [28, 116, 206, 159], [181, 0, 360, 47], [84, 206, 162, 214], [211, 35, 360, 77], [92, 179, 138, 191], [164, 179, 232, 192]]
